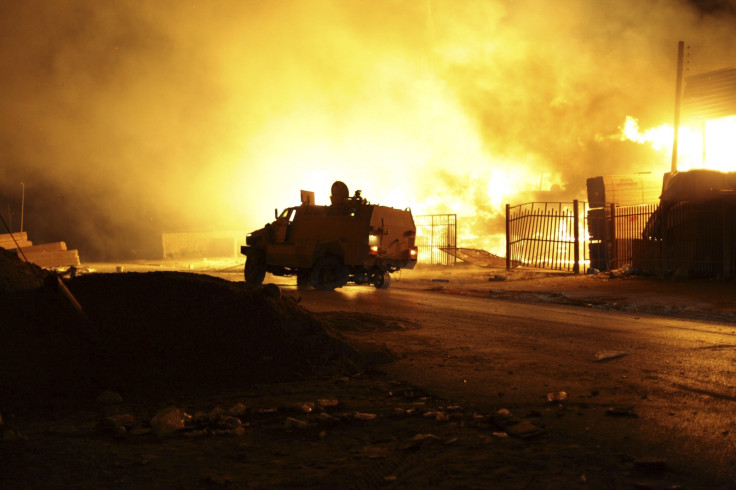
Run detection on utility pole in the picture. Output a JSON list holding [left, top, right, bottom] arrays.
[[671, 41, 685, 174], [20, 182, 24, 235]]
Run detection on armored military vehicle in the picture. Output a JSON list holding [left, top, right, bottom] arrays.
[[241, 181, 418, 289]]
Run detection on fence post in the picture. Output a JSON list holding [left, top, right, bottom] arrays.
[[723, 201, 731, 279], [506, 204, 511, 270], [609, 203, 617, 270], [573, 200, 580, 274]]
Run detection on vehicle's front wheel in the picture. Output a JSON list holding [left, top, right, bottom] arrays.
[[296, 269, 312, 289], [244, 251, 267, 285]]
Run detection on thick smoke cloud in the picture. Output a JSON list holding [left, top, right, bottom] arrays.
[[0, 0, 735, 259]]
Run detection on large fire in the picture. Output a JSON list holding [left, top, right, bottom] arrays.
[[222, 76, 553, 256], [2, 2, 736, 261], [621, 115, 736, 173]]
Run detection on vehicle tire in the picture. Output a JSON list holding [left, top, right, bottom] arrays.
[[244, 250, 266, 285], [353, 270, 369, 285], [374, 270, 391, 289], [311, 256, 348, 290], [296, 269, 312, 289]]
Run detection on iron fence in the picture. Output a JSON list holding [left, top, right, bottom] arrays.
[[585, 202, 733, 276], [510, 199, 736, 278], [506, 201, 656, 274], [587, 203, 659, 272], [506, 201, 581, 272], [437, 194, 736, 277], [415, 214, 457, 265]]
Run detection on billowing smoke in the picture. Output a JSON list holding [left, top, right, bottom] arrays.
[[1, 0, 735, 259]]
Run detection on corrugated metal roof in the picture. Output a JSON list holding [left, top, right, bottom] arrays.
[[683, 67, 736, 122]]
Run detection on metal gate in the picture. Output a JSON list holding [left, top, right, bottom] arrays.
[[506, 201, 581, 272], [415, 214, 457, 265], [587, 203, 658, 272]]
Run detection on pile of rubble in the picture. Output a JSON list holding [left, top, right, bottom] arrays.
[[0, 252, 388, 406]]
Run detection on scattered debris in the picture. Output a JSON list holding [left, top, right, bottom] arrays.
[[492, 408, 546, 439], [353, 412, 378, 421], [284, 417, 309, 429], [504, 420, 546, 439], [316, 399, 340, 410], [150, 406, 192, 436], [412, 433, 441, 443], [423, 411, 450, 422], [595, 351, 629, 362], [605, 406, 639, 418], [298, 402, 314, 414], [634, 457, 668, 474], [100, 413, 137, 435], [401, 433, 445, 450], [547, 391, 568, 402]]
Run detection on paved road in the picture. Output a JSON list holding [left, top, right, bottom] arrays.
[[290, 284, 736, 484]]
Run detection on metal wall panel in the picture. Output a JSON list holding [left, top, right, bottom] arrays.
[[683, 67, 736, 122]]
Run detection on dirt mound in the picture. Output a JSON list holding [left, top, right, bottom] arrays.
[[0, 247, 48, 292], [0, 271, 392, 407]]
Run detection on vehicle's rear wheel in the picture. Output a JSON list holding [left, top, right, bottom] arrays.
[[311, 256, 348, 290], [372, 269, 391, 289], [369, 267, 391, 289], [244, 251, 266, 285]]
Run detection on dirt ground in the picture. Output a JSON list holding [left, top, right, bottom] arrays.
[[2, 253, 736, 489], [391, 264, 736, 324]]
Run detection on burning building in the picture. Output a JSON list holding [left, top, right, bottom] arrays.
[[591, 62, 736, 278]]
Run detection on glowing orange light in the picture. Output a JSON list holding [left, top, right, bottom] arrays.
[[621, 115, 736, 173]]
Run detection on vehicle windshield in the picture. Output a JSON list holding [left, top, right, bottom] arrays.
[[279, 207, 296, 221]]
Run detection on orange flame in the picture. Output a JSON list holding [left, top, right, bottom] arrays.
[[621, 115, 736, 173]]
